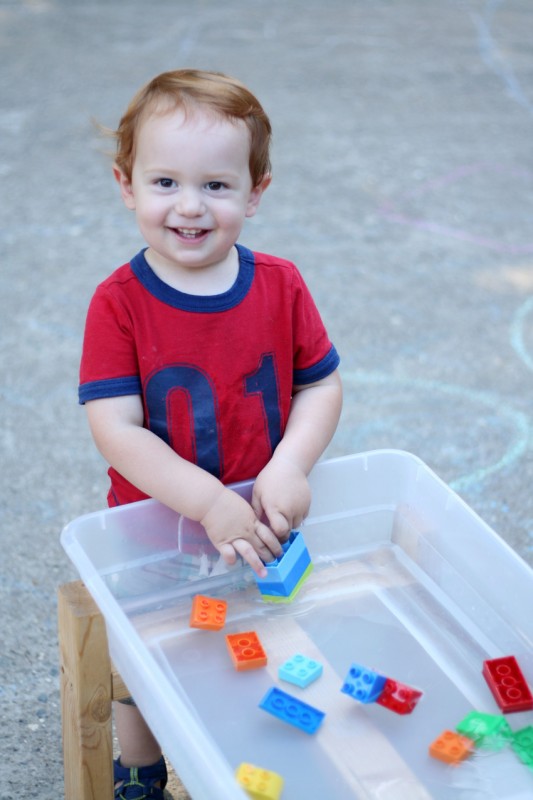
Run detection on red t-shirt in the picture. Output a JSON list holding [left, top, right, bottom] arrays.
[[79, 245, 339, 505]]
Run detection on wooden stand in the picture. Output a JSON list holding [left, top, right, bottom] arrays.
[[58, 581, 130, 800]]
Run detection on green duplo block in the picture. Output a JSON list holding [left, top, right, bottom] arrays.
[[511, 726, 533, 769], [456, 711, 512, 750]]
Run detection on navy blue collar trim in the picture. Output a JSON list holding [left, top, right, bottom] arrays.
[[129, 244, 255, 312]]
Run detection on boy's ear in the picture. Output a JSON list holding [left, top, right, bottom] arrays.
[[246, 173, 272, 218], [113, 164, 136, 210]]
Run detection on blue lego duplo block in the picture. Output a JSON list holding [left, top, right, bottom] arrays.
[[341, 663, 387, 704], [259, 563, 313, 604], [279, 654, 323, 688], [255, 530, 312, 599], [257, 530, 307, 581], [255, 546, 311, 597], [259, 686, 325, 734]]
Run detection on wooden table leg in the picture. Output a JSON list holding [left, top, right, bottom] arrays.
[[58, 581, 114, 800]]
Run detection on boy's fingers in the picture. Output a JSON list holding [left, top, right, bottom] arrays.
[[218, 542, 237, 566], [232, 539, 267, 577], [250, 493, 264, 520], [219, 540, 266, 576], [254, 519, 283, 556], [217, 522, 283, 578], [265, 510, 290, 539]]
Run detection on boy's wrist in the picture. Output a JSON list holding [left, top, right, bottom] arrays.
[[198, 483, 232, 528], [179, 471, 226, 524], [269, 449, 309, 477]]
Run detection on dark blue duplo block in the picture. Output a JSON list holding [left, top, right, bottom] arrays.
[[255, 530, 311, 599], [341, 663, 387, 704], [255, 546, 311, 597], [259, 686, 325, 734]]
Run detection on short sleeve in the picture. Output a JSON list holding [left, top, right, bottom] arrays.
[[290, 267, 340, 385], [78, 284, 141, 404]]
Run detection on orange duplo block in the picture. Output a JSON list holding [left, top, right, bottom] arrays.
[[189, 594, 227, 630], [226, 631, 267, 671], [429, 730, 475, 764]]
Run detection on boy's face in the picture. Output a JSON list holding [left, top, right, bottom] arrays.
[[114, 105, 270, 282]]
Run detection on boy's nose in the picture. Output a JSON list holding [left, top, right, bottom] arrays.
[[174, 188, 205, 217]]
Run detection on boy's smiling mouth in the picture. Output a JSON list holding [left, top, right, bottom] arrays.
[[173, 227, 208, 240]]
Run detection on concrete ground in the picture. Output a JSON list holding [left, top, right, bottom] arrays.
[[1, 0, 533, 797]]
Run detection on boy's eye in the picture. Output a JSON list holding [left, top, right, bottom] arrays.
[[206, 181, 225, 191], [157, 178, 175, 189]]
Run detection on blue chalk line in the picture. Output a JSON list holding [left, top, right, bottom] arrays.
[[342, 370, 532, 492]]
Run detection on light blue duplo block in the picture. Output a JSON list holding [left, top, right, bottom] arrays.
[[279, 654, 323, 688]]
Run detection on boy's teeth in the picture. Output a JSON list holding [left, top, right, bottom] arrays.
[[178, 228, 203, 237]]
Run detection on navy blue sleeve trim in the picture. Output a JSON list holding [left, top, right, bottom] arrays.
[[78, 376, 142, 405], [293, 345, 340, 386]]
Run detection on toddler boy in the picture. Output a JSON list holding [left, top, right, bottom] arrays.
[[79, 69, 342, 798]]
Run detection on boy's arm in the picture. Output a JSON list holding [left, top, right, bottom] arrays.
[[251, 369, 343, 536], [85, 395, 283, 576]]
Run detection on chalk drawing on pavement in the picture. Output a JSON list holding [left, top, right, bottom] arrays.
[[511, 296, 533, 373], [468, 0, 533, 118], [340, 370, 532, 493], [378, 162, 533, 255]]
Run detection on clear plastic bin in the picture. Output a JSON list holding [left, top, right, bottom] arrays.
[[61, 450, 533, 799]]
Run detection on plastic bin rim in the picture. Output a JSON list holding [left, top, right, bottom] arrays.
[[60, 448, 425, 537]]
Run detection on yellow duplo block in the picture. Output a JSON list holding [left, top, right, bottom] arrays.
[[235, 762, 284, 800]]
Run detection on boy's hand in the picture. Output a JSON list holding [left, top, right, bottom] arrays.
[[200, 486, 282, 577], [251, 457, 311, 540]]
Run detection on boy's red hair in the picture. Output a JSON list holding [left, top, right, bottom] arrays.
[[113, 69, 272, 187]]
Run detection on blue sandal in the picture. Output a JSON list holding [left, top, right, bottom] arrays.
[[114, 756, 168, 799]]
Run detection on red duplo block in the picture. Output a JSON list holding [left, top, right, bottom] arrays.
[[375, 677, 423, 715], [482, 656, 533, 713]]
